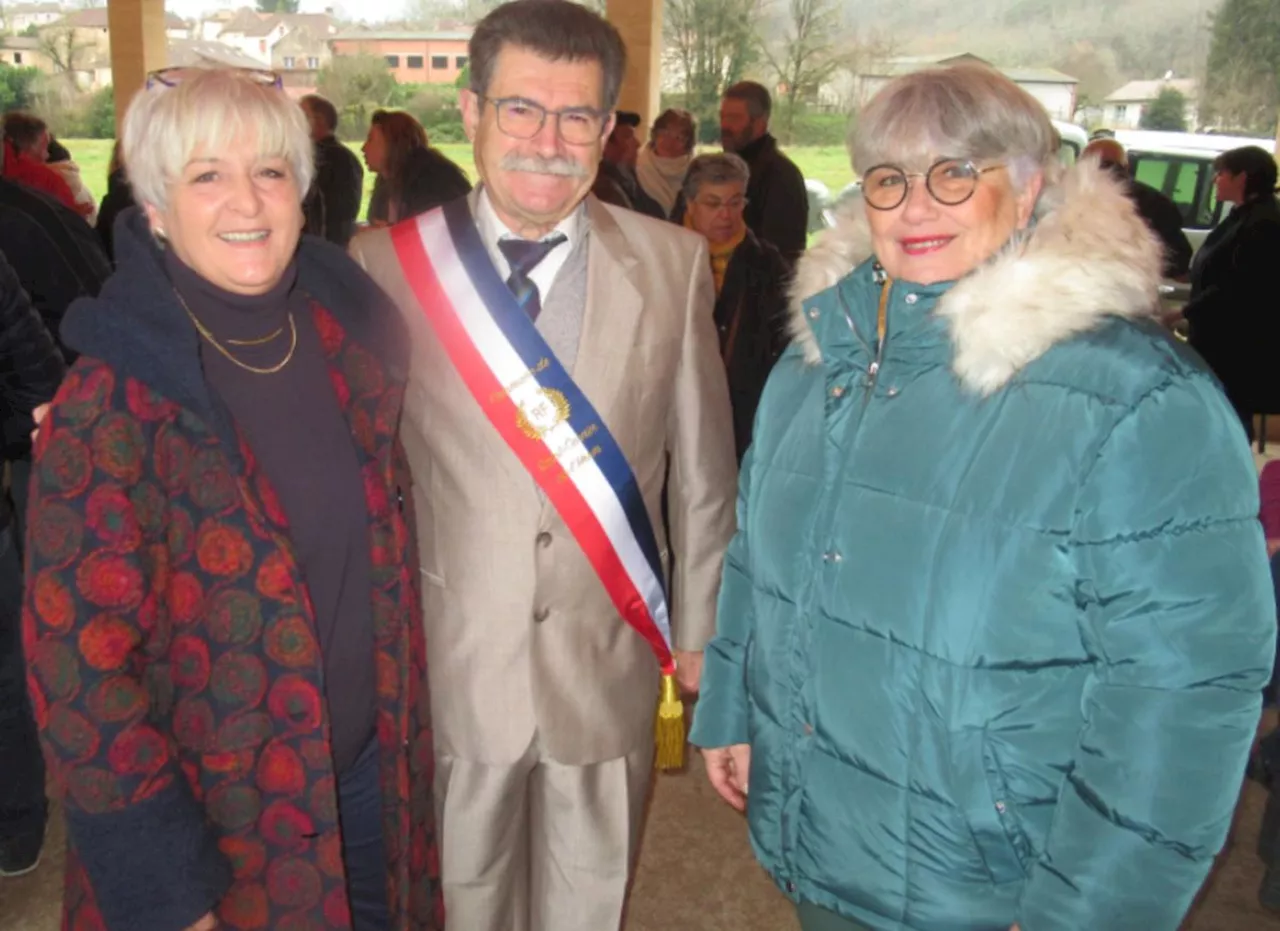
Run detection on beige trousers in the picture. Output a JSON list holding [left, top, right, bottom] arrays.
[[434, 735, 654, 931]]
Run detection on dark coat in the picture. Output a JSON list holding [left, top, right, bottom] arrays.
[[1128, 179, 1193, 278], [95, 169, 137, 263], [0, 178, 108, 456], [1184, 196, 1280, 416], [22, 209, 440, 931], [716, 229, 790, 461], [309, 135, 365, 247], [0, 176, 109, 320], [0, 247, 65, 519], [368, 146, 472, 225], [593, 160, 665, 220], [737, 133, 808, 268]]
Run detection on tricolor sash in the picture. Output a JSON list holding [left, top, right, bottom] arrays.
[[390, 199, 676, 683]]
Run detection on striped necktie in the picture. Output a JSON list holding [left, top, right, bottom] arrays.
[[498, 234, 568, 322]]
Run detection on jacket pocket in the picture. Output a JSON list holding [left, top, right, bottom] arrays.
[[969, 734, 1033, 884]]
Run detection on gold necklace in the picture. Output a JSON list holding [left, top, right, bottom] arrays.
[[175, 289, 298, 375], [226, 326, 285, 346]]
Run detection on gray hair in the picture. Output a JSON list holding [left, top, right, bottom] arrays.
[[852, 64, 1060, 193], [682, 152, 750, 201], [121, 68, 314, 214], [469, 0, 627, 111]]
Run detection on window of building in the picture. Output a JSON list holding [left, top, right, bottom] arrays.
[[455, 55, 468, 69], [407, 55, 424, 69], [385, 54, 400, 67], [12, 53, 20, 64], [283, 56, 295, 68], [1114, 104, 1128, 120], [431, 55, 448, 69], [307, 56, 319, 69]]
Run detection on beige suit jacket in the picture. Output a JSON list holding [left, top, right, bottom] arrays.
[[350, 195, 737, 765]]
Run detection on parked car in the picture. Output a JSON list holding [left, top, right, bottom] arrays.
[[1053, 120, 1088, 164]]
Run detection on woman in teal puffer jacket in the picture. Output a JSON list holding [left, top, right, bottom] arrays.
[[690, 63, 1276, 931]]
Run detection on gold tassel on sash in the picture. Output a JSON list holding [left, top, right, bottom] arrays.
[[654, 673, 685, 771]]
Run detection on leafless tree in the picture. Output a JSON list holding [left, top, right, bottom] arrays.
[[761, 0, 843, 139]]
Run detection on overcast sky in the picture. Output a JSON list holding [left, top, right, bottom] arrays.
[[164, 0, 410, 26]]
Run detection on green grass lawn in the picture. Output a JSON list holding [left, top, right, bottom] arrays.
[[62, 138, 854, 215]]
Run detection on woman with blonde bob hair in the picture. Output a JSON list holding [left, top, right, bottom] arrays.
[[691, 63, 1274, 931], [22, 67, 440, 931]]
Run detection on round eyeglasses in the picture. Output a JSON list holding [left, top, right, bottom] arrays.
[[860, 159, 1005, 210], [482, 96, 609, 146]]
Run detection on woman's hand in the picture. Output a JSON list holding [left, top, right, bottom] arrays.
[[702, 744, 750, 811], [184, 913, 218, 931], [30, 402, 48, 443]]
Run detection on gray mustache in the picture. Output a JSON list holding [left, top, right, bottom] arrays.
[[499, 154, 588, 178]]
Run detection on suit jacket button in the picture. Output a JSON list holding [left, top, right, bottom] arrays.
[[533, 607, 550, 624], [536, 531, 552, 548]]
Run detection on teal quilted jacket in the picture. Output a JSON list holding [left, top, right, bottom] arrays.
[[690, 164, 1275, 930]]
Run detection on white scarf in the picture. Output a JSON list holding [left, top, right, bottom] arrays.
[[636, 146, 693, 217]]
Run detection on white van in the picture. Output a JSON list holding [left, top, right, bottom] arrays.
[[1053, 120, 1088, 164], [1114, 129, 1276, 252]]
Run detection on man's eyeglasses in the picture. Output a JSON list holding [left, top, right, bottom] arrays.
[[146, 67, 283, 90], [481, 96, 608, 146], [861, 159, 1005, 210]]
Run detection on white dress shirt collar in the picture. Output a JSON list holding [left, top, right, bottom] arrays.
[[475, 186, 584, 299]]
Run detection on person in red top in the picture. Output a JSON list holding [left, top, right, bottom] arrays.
[[1, 112, 85, 217]]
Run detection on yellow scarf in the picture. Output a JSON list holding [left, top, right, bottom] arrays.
[[685, 213, 746, 296]]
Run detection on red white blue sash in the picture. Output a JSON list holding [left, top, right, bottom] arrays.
[[391, 198, 675, 676]]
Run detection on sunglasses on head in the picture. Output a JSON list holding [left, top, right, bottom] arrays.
[[145, 67, 283, 90]]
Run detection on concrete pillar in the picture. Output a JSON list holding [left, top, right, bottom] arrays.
[[606, 0, 662, 130], [107, 0, 169, 134]]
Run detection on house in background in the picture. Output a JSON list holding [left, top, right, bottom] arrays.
[[1102, 78, 1198, 129], [821, 52, 1078, 121], [331, 29, 471, 85], [214, 8, 337, 72], [216, 7, 288, 67], [34, 8, 188, 90], [168, 38, 267, 71], [0, 36, 50, 71], [1, 2, 65, 35]]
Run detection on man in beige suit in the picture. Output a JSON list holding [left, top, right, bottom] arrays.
[[349, 2, 737, 929]]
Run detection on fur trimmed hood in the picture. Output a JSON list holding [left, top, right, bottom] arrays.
[[788, 162, 1164, 394]]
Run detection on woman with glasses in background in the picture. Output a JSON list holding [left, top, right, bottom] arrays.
[[691, 63, 1275, 931], [682, 152, 789, 461], [637, 107, 696, 219], [22, 67, 440, 931], [363, 108, 471, 226]]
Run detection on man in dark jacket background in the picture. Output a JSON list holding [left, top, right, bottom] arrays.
[[301, 94, 365, 246], [719, 81, 808, 267], [1083, 137, 1193, 279], [0, 249, 65, 877]]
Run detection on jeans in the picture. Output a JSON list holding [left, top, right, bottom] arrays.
[[0, 521, 46, 843], [339, 737, 390, 931]]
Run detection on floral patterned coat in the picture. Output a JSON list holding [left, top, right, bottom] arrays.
[[22, 211, 441, 931]]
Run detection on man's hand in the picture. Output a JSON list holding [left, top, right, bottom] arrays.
[[702, 744, 750, 811], [673, 649, 703, 695], [184, 913, 218, 931], [29, 403, 48, 443]]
